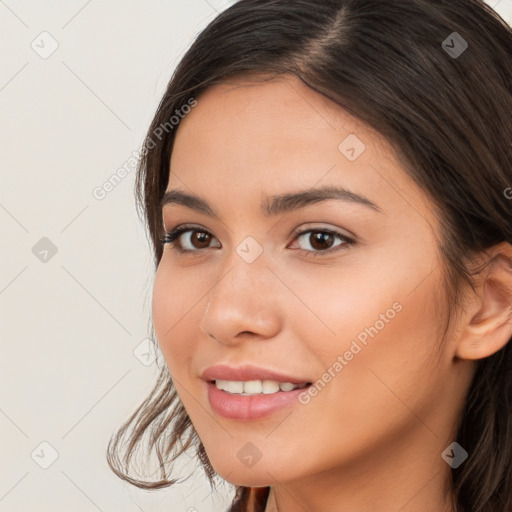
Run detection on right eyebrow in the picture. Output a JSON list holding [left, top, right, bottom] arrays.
[[160, 185, 382, 219]]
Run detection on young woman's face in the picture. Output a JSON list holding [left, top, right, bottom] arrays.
[[152, 75, 472, 489]]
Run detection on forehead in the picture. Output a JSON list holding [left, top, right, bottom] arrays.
[[167, 74, 436, 229], [171, 75, 386, 178], [174, 74, 384, 150]]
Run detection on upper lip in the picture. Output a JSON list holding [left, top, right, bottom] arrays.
[[201, 364, 311, 384]]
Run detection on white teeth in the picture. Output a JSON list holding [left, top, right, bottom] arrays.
[[279, 382, 296, 392], [214, 379, 306, 395], [262, 380, 280, 394], [216, 380, 243, 394], [244, 380, 262, 394]]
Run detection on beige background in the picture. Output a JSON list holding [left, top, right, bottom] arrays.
[[0, 1, 510, 511]]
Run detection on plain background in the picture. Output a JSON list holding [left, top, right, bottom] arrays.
[[0, 1, 511, 511]]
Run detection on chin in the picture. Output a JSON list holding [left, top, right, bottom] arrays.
[[209, 456, 295, 487], [221, 470, 275, 487]]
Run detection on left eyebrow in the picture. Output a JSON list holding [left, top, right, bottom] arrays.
[[160, 185, 382, 219]]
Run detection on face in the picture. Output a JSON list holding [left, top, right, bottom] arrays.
[[152, 74, 469, 488]]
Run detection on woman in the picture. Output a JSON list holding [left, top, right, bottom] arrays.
[[107, 1, 512, 511]]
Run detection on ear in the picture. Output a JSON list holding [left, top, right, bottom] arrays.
[[455, 242, 512, 361]]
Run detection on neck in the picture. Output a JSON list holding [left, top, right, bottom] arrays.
[[263, 432, 457, 512]]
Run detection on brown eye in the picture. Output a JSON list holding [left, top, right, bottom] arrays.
[[189, 230, 212, 249], [290, 228, 354, 257], [308, 231, 335, 251], [161, 226, 221, 253], [162, 225, 353, 257]]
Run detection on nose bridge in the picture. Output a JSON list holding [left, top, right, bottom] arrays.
[[200, 242, 280, 342], [210, 244, 268, 310], [215, 229, 271, 294]]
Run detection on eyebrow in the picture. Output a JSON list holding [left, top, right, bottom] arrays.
[[160, 185, 382, 219]]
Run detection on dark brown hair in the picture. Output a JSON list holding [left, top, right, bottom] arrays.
[[106, 1, 512, 511]]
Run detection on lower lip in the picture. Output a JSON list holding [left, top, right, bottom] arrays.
[[206, 381, 310, 420]]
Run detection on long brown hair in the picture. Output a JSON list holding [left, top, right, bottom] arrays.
[[106, 1, 512, 510]]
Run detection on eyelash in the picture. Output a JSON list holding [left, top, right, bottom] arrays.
[[159, 224, 355, 258]]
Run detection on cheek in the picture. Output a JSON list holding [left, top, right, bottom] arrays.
[[276, 244, 440, 369], [301, 269, 444, 431], [287, 248, 445, 421], [151, 258, 204, 374], [274, 277, 445, 475]]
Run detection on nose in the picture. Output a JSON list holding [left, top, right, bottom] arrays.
[[199, 254, 282, 346]]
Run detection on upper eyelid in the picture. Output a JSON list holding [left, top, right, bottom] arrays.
[[164, 222, 352, 236], [164, 223, 355, 245]]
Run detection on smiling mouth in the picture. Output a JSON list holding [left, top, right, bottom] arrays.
[[211, 379, 312, 396]]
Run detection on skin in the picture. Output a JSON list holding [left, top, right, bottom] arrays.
[[152, 74, 512, 512]]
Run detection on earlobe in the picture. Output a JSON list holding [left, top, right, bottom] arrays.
[[455, 242, 512, 361]]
